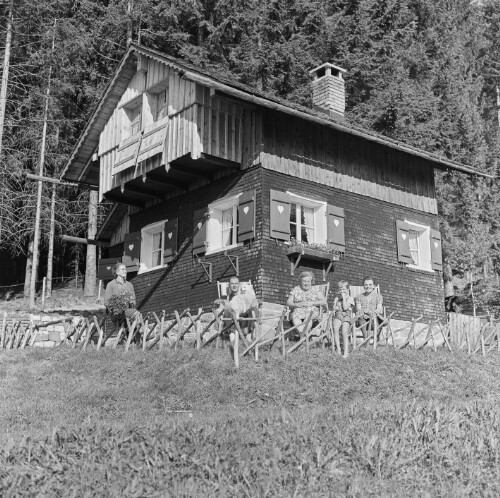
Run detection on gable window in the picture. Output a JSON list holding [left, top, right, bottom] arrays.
[[122, 94, 143, 139], [156, 89, 168, 121], [130, 106, 142, 135], [206, 195, 240, 254]]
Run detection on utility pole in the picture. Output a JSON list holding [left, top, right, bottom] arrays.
[[0, 0, 14, 241], [29, 21, 56, 309], [46, 184, 56, 298], [0, 0, 13, 159], [496, 85, 500, 130], [126, 0, 133, 47], [84, 189, 98, 297]]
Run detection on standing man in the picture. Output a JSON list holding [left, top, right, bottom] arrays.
[[104, 262, 139, 321]]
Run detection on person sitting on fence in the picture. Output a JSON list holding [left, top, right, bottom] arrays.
[[287, 271, 327, 337], [354, 276, 383, 339], [332, 280, 355, 358], [104, 263, 140, 326], [220, 276, 258, 342]]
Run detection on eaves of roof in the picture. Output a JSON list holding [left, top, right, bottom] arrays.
[[61, 43, 496, 184]]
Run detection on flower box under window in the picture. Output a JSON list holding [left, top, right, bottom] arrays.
[[287, 244, 340, 262], [286, 244, 340, 279]]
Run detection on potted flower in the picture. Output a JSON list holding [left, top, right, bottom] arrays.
[[106, 292, 133, 317]]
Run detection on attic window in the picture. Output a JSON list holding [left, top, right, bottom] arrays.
[[122, 94, 143, 138], [156, 89, 168, 121], [129, 106, 142, 135]]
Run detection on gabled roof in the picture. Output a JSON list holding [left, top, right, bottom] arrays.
[[61, 43, 495, 184]]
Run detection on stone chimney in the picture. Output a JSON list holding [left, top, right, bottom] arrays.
[[309, 62, 347, 119]]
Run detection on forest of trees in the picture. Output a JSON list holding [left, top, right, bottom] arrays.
[[0, 0, 499, 311]]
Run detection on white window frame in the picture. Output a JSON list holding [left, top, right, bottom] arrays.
[[139, 220, 166, 273], [286, 192, 327, 244], [206, 194, 242, 255], [404, 220, 433, 272]]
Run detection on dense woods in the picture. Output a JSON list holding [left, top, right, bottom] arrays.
[[0, 0, 499, 310]]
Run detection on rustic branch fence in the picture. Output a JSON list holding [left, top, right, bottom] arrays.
[[1, 309, 498, 369]]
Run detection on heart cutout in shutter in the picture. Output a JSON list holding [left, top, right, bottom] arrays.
[[243, 206, 249, 214], [434, 241, 439, 248], [334, 219, 339, 227], [277, 205, 284, 214], [128, 244, 134, 251], [401, 233, 407, 240], [106, 266, 111, 270], [168, 232, 172, 239], [197, 222, 202, 230]]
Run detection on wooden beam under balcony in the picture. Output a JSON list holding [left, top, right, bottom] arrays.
[[169, 163, 213, 181], [104, 192, 145, 209], [123, 183, 166, 199], [200, 153, 240, 170], [146, 172, 189, 191]]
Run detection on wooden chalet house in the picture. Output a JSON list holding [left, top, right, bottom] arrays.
[[62, 44, 488, 319]]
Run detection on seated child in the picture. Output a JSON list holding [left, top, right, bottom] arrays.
[[354, 276, 383, 339], [332, 280, 355, 358]]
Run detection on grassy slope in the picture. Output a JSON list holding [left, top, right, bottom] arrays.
[[1, 346, 500, 496]]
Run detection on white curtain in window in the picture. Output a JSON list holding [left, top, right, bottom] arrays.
[[221, 208, 233, 247], [152, 232, 162, 267], [303, 206, 315, 242], [408, 232, 419, 266]]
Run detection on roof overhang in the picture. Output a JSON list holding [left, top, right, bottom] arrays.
[[62, 43, 496, 186]]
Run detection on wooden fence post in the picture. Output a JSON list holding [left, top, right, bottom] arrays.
[[0, 312, 6, 348], [159, 310, 165, 350], [142, 317, 149, 351], [233, 321, 239, 369], [196, 318, 202, 350]]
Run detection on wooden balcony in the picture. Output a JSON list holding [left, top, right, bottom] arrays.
[[99, 100, 254, 206]]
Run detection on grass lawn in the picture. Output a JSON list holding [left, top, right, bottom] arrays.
[[1, 345, 500, 496]]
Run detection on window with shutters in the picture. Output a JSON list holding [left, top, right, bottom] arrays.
[[206, 194, 241, 254], [139, 220, 165, 272], [287, 192, 327, 244], [404, 220, 432, 271]]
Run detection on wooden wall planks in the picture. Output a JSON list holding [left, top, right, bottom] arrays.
[[260, 111, 438, 214]]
